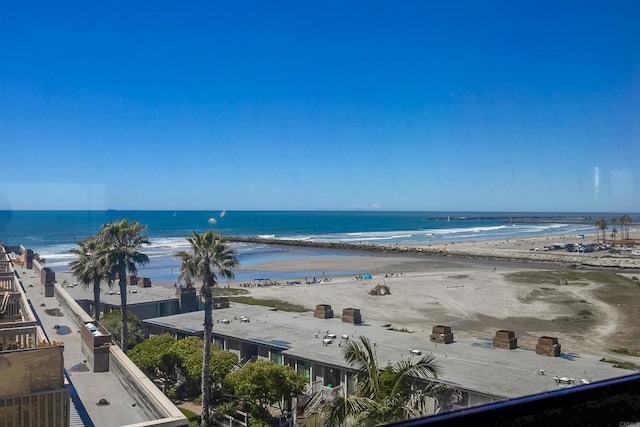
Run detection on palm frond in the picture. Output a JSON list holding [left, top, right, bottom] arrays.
[[321, 395, 379, 427], [343, 336, 382, 399]]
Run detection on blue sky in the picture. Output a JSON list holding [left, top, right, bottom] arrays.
[[0, 1, 638, 212]]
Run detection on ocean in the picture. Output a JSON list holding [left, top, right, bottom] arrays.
[[0, 210, 597, 282]]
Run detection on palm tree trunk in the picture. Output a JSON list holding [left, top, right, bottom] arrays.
[[119, 271, 128, 353], [201, 283, 213, 427], [93, 277, 101, 322]]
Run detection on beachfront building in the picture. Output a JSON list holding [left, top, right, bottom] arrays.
[[143, 303, 636, 417], [63, 282, 202, 332], [4, 245, 195, 330], [1, 243, 189, 427], [0, 247, 70, 427]]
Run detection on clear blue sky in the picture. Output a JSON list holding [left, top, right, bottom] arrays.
[[0, 1, 638, 212]]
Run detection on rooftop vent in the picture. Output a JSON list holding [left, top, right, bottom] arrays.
[[493, 329, 518, 350], [314, 304, 334, 319], [430, 325, 454, 344], [536, 336, 561, 357], [342, 308, 362, 324]]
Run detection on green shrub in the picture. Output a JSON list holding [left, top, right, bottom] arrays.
[[228, 296, 308, 312], [610, 347, 640, 357]]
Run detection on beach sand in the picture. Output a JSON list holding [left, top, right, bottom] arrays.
[[59, 230, 640, 361], [219, 229, 640, 359], [407, 231, 640, 268]]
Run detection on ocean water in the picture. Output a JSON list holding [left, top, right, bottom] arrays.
[[0, 210, 597, 282]]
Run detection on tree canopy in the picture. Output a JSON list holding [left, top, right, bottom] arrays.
[[172, 337, 239, 388], [174, 231, 239, 427], [101, 310, 144, 349], [100, 219, 150, 352], [69, 236, 110, 322], [306, 336, 447, 426], [128, 334, 178, 379], [129, 334, 238, 400], [226, 360, 306, 415]]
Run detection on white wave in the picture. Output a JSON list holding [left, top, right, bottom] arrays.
[[258, 235, 276, 239], [45, 261, 74, 268], [147, 237, 190, 249], [418, 225, 507, 235], [517, 224, 568, 232], [40, 252, 77, 260], [337, 234, 413, 242], [230, 243, 260, 250], [280, 236, 313, 241], [273, 222, 593, 245], [286, 226, 513, 243], [144, 250, 167, 255]]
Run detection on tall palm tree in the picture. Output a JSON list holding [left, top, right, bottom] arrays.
[[610, 217, 618, 246], [175, 231, 239, 427], [620, 214, 632, 241], [598, 219, 608, 244], [69, 236, 110, 322], [99, 219, 150, 352], [594, 220, 601, 244], [308, 336, 442, 426]]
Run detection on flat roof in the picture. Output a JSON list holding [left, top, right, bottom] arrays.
[[63, 282, 178, 306], [18, 267, 152, 427], [145, 304, 636, 399]]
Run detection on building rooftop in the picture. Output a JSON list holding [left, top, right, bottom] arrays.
[[17, 266, 152, 426], [64, 281, 179, 306], [144, 304, 636, 400]]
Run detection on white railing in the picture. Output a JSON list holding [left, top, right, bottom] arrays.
[[321, 384, 343, 400], [302, 391, 324, 418], [309, 380, 323, 394]]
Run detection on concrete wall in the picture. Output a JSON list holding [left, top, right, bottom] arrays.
[[54, 283, 94, 326], [109, 346, 187, 427], [32, 258, 43, 273], [54, 284, 186, 426]]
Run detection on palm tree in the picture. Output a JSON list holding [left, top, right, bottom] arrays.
[[69, 236, 110, 322], [99, 219, 150, 352], [308, 336, 443, 426], [175, 231, 239, 427], [594, 219, 607, 244], [620, 214, 633, 241], [598, 219, 608, 244], [610, 217, 618, 246]]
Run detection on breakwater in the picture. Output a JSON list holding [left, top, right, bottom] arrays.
[[227, 235, 450, 255]]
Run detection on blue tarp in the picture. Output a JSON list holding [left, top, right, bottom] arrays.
[[363, 273, 372, 279]]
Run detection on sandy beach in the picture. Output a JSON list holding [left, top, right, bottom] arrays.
[[406, 231, 640, 268], [218, 230, 640, 359], [59, 230, 640, 361]]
